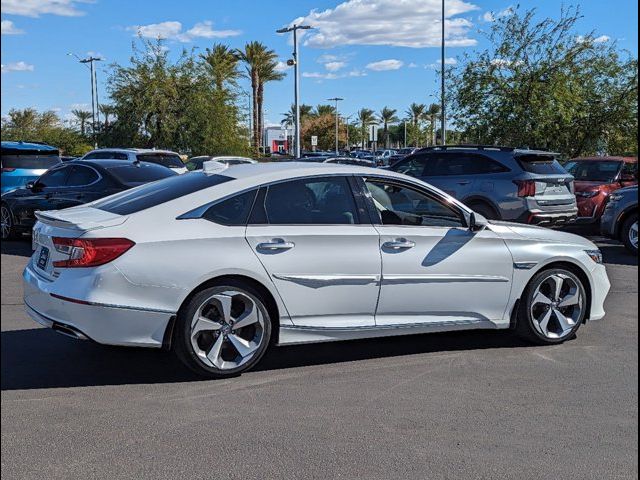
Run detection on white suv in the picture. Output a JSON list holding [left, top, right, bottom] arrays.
[[81, 148, 188, 174]]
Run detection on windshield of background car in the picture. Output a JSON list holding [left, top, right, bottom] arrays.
[[1, 153, 61, 170], [517, 154, 567, 175], [92, 172, 233, 215], [185, 157, 208, 171], [564, 160, 622, 182], [107, 162, 178, 186], [136, 153, 184, 169]]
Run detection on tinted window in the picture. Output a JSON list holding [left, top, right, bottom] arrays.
[[365, 180, 464, 228], [84, 151, 129, 160], [136, 153, 184, 168], [426, 154, 509, 176], [621, 162, 637, 178], [186, 157, 209, 171], [36, 167, 70, 188], [564, 160, 622, 182], [107, 163, 177, 186], [391, 155, 428, 177], [517, 155, 566, 175], [264, 177, 359, 225], [93, 172, 233, 215], [1, 154, 61, 169], [66, 165, 99, 186], [203, 190, 258, 226]]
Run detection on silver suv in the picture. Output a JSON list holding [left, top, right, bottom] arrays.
[[389, 145, 577, 226]]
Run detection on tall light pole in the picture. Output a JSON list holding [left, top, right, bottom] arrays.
[[440, 0, 447, 145], [68, 53, 102, 148], [328, 97, 343, 155], [277, 24, 312, 158]]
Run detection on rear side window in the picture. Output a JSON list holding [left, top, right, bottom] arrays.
[[92, 172, 234, 215], [137, 153, 184, 169], [392, 155, 428, 177], [107, 163, 177, 186], [66, 166, 100, 186], [427, 154, 510, 176], [1, 154, 61, 169], [262, 177, 359, 225], [517, 155, 566, 175], [84, 151, 129, 160], [203, 190, 258, 226]]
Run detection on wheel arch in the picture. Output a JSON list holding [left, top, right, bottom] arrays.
[[615, 204, 638, 239], [463, 196, 502, 219]]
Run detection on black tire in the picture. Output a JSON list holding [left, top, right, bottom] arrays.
[[1, 203, 16, 240], [515, 268, 587, 345], [621, 213, 638, 256], [468, 201, 501, 220], [174, 281, 272, 378]]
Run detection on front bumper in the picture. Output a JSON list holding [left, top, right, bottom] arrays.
[[587, 263, 611, 321], [23, 263, 173, 347]]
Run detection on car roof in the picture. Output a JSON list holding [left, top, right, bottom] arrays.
[[571, 156, 637, 163], [85, 148, 180, 155], [71, 159, 162, 169], [1, 141, 58, 152]]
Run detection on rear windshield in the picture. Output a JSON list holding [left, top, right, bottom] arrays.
[[563, 160, 623, 182], [517, 155, 566, 175], [136, 153, 184, 169], [107, 163, 178, 186], [92, 172, 233, 215], [1, 153, 61, 170]]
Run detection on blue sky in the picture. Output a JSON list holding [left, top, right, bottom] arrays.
[[1, 0, 638, 128]]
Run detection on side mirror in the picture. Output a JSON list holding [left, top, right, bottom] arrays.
[[25, 181, 35, 190], [469, 212, 489, 232], [620, 174, 636, 183]]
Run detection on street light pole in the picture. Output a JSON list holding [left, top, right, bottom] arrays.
[[277, 24, 312, 158], [328, 97, 343, 155], [68, 53, 103, 148], [441, 0, 447, 145]]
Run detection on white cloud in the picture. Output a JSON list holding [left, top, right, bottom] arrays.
[[366, 59, 404, 71], [0, 0, 89, 17], [490, 58, 523, 68], [481, 6, 513, 22], [129, 20, 241, 42], [324, 61, 346, 72], [1, 61, 34, 73], [576, 34, 610, 44], [289, 0, 479, 49], [302, 69, 366, 81], [408, 62, 419, 68], [1, 19, 24, 35], [274, 61, 292, 72]]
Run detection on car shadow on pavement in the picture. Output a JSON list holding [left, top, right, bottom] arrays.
[[1, 327, 529, 391], [1, 239, 32, 257]]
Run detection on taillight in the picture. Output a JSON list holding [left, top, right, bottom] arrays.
[[2, 167, 16, 173], [52, 237, 135, 268], [514, 180, 536, 197]]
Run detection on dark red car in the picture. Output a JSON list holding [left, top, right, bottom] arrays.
[[564, 156, 638, 223]]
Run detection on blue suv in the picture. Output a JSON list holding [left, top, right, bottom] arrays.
[[1, 141, 61, 195]]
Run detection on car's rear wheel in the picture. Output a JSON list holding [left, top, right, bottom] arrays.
[[174, 283, 272, 378], [622, 214, 638, 255], [468, 201, 501, 220], [1, 204, 16, 240], [516, 268, 587, 345]]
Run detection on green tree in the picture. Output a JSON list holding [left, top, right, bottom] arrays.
[[313, 104, 336, 117], [281, 104, 313, 127], [357, 108, 376, 149], [71, 109, 92, 136], [450, 5, 638, 157], [405, 103, 426, 146], [424, 103, 441, 146], [200, 43, 241, 92], [378, 107, 399, 148]]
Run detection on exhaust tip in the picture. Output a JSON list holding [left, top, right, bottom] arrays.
[[52, 322, 89, 341]]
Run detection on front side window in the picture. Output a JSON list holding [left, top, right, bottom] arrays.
[[263, 177, 359, 225], [66, 166, 99, 186], [203, 190, 258, 226], [36, 166, 70, 188], [392, 155, 428, 177], [365, 179, 464, 228]]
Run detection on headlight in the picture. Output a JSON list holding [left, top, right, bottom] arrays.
[[585, 249, 604, 264], [576, 191, 599, 198], [609, 193, 623, 202]]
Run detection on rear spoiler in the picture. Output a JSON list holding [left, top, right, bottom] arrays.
[[34, 208, 128, 231], [35, 211, 80, 229]]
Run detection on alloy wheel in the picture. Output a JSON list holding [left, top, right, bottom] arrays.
[[1, 205, 12, 240], [190, 290, 266, 370], [530, 273, 584, 339], [629, 221, 638, 251]]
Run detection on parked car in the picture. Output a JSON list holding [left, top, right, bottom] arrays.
[[1, 141, 61, 195], [23, 162, 609, 378], [1, 159, 176, 239], [388, 147, 419, 164], [323, 156, 376, 167], [374, 149, 397, 166], [563, 157, 638, 224], [186, 156, 256, 171], [601, 185, 638, 255], [388, 145, 577, 226], [81, 148, 188, 174]]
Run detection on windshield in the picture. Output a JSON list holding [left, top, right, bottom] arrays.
[[564, 160, 622, 182], [107, 163, 178, 186], [1, 153, 61, 170], [136, 153, 184, 169]]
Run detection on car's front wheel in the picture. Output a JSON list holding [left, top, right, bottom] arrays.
[[621, 213, 638, 255], [516, 268, 587, 344], [174, 282, 272, 378], [1, 203, 16, 240]]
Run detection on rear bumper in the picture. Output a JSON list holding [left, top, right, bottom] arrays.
[[518, 209, 578, 226], [23, 263, 173, 347]]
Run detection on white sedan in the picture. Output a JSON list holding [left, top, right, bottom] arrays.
[[23, 162, 611, 378]]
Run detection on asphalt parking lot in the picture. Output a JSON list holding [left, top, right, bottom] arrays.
[[1, 232, 637, 480]]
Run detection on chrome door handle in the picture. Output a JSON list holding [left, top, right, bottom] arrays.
[[382, 239, 416, 250], [257, 239, 295, 251], [457, 180, 472, 186]]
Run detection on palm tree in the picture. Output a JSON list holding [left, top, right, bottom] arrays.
[[357, 108, 376, 149], [201, 43, 241, 92], [238, 42, 284, 151], [406, 103, 426, 146], [99, 104, 116, 129], [313, 104, 336, 117], [379, 107, 399, 148], [72, 109, 92, 136], [281, 104, 312, 126], [425, 103, 441, 146]]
